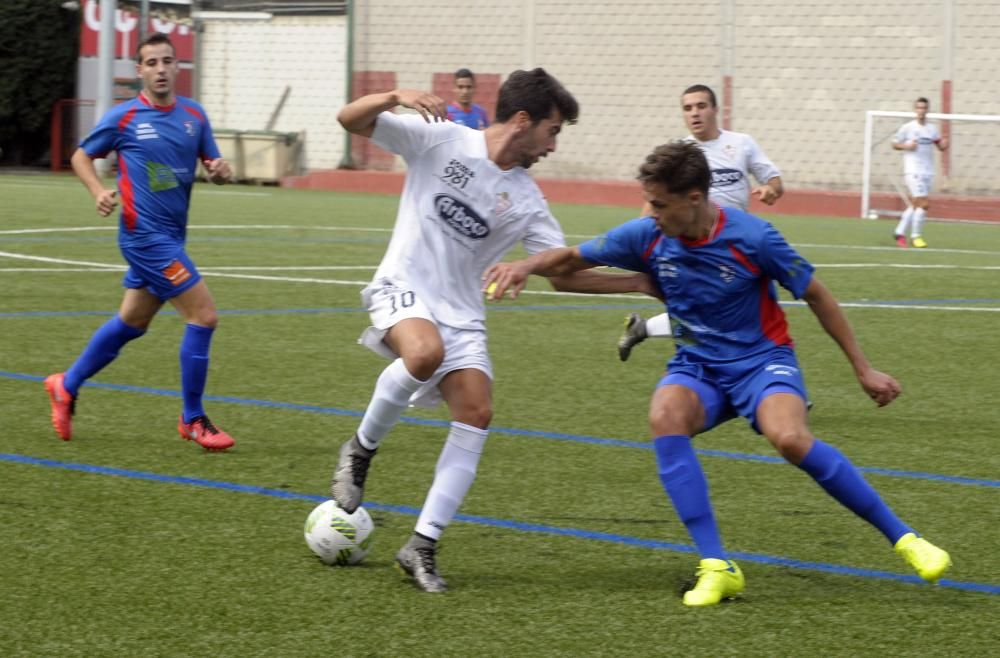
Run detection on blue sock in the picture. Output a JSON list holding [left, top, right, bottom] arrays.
[[180, 324, 214, 423], [654, 435, 726, 560], [64, 315, 145, 396], [798, 439, 912, 544]]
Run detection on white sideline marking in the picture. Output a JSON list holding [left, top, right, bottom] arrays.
[[1, 249, 999, 310], [3, 224, 1000, 256]]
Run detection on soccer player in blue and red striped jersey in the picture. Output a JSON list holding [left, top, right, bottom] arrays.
[[44, 32, 235, 451], [483, 140, 951, 605], [446, 68, 489, 130]]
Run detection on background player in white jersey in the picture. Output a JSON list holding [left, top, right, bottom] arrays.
[[331, 69, 659, 592], [617, 84, 783, 361], [892, 97, 948, 249]]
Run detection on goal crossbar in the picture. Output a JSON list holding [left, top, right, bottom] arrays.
[[861, 110, 1000, 219]]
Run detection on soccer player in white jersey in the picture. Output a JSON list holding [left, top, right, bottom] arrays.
[[617, 84, 784, 361], [331, 69, 659, 592], [892, 97, 948, 249]]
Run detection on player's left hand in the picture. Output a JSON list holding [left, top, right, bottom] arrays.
[[752, 184, 779, 205], [205, 157, 232, 185], [858, 368, 902, 407]]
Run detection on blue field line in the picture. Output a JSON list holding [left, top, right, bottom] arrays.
[[3, 370, 997, 489], [2, 453, 995, 596]]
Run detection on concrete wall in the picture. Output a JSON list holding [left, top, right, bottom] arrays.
[[198, 14, 348, 170], [351, 0, 1000, 194]]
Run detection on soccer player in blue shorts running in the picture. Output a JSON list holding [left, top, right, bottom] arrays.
[[483, 140, 951, 605], [44, 32, 235, 451]]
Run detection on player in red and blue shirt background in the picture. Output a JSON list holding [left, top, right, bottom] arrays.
[[483, 140, 951, 606], [44, 32, 236, 451], [446, 68, 489, 130]]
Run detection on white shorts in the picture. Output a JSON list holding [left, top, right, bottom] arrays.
[[357, 278, 493, 407], [904, 173, 933, 198]]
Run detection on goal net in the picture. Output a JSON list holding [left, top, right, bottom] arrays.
[[861, 110, 1000, 220]]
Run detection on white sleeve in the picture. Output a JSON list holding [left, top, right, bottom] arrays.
[[892, 123, 909, 144], [370, 112, 440, 161], [745, 135, 781, 185], [521, 207, 567, 255]]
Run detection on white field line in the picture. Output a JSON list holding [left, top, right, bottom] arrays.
[[0, 180, 270, 196], [3, 224, 1000, 255], [2, 249, 999, 310]]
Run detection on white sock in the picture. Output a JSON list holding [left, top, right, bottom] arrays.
[[414, 422, 488, 540], [356, 358, 424, 450], [895, 207, 914, 236], [644, 312, 672, 338], [911, 208, 926, 237]]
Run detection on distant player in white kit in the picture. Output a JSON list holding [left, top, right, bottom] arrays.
[[331, 69, 658, 592], [617, 84, 784, 361], [892, 97, 948, 249]]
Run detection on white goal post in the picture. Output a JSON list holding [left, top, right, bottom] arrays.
[[861, 110, 1000, 220]]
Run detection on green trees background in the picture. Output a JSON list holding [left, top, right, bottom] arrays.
[[0, 0, 80, 165]]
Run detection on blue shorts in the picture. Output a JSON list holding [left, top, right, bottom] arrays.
[[658, 346, 809, 435], [121, 241, 202, 301]]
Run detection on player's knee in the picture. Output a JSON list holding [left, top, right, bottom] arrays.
[[195, 309, 219, 329], [766, 428, 813, 464], [403, 344, 444, 380], [453, 404, 492, 430], [649, 404, 699, 437]]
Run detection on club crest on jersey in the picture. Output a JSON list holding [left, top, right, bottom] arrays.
[[433, 194, 490, 239], [711, 168, 743, 188], [183, 120, 195, 136], [719, 264, 736, 283]]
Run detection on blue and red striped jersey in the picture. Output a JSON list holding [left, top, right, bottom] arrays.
[[80, 92, 221, 247], [446, 103, 489, 130], [579, 207, 815, 363]]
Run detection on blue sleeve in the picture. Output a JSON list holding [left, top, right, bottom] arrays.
[[79, 108, 123, 158], [199, 113, 222, 161], [758, 223, 814, 299], [578, 217, 659, 274]]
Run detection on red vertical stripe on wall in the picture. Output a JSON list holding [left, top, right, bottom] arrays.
[[722, 75, 733, 131], [350, 71, 398, 170]]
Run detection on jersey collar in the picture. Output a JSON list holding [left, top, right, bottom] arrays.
[[679, 205, 726, 248], [138, 92, 176, 112]]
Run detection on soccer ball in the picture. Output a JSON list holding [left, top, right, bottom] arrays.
[[304, 500, 374, 565], [867, 210, 879, 220]]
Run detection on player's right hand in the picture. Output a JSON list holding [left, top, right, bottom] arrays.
[[95, 190, 118, 217], [394, 89, 448, 123]]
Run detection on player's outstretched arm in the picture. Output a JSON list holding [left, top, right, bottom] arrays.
[[338, 89, 448, 138], [70, 147, 118, 217], [802, 277, 901, 406], [483, 246, 590, 300]]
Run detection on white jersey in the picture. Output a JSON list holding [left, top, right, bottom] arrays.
[[370, 112, 566, 331], [686, 130, 781, 211], [893, 120, 941, 176]]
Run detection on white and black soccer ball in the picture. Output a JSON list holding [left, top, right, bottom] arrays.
[[304, 500, 374, 565]]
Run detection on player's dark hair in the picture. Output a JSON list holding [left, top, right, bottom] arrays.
[[494, 68, 579, 125], [682, 84, 717, 108], [915, 97, 930, 106], [454, 68, 475, 81], [136, 32, 176, 62], [637, 141, 711, 196]]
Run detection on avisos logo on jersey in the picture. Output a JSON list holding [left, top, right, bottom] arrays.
[[711, 168, 743, 188], [433, 194, 490, 239]]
